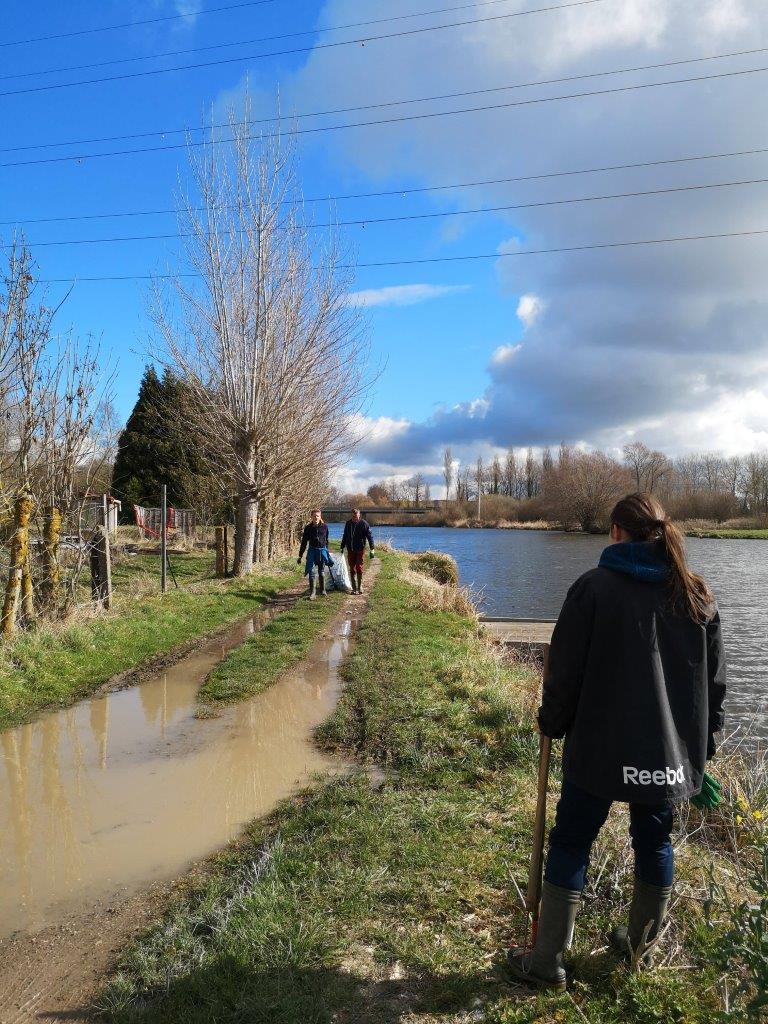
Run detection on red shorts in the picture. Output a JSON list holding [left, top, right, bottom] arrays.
[[346, 549, 365, 572]]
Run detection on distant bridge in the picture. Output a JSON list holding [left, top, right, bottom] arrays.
[[322, 506, 438, 516]]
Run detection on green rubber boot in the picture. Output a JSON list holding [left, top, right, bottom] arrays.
[[610, 879, 672, 965], [507, 882, 581, 991]]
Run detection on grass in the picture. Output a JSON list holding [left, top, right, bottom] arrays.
[[685, 528, 768, 540], [198, 588, 346, 707], [101, 551, 760, 1024], [0, 549, 302, 731]]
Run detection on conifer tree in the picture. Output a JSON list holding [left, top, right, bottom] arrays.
[[111, 366, 210, 518]]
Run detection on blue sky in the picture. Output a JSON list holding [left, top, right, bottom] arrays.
[[2, 0, 522, 425], [4, 0, 768, 493]]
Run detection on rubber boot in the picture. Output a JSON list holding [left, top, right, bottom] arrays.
[[507, 882, 581, 991], [317, 571, 326, 597], [308, 574, 317, 601], [610, 879, 672, 964], [356, 571, 363, 595]]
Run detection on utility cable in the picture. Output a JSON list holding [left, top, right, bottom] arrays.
[[0, 1, 610, 99], [9, 174, 768, 248], [0, 0, 282, 49], [4, 40, 767, 156], [0, 0, 572, 82], [6, 142, 768, 228], [36, 227, 768, 283], [4, 61, 768, 168]]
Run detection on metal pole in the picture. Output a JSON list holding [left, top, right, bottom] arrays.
[[161, 485, 167, 594]]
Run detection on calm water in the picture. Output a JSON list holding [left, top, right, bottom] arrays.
[[330, 524, 767, 742]]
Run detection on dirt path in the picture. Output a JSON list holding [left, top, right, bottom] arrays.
[[0, 565, 379, 1024]]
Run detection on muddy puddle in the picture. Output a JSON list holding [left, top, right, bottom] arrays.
[[0, 610, 356, 939]]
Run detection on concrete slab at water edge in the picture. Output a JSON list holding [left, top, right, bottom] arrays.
[[481, 618, 555, 646]]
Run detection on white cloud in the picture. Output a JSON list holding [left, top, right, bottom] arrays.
[[491, 343, 523, 367], [221, 0, 768, 474], [348, 412, 412, 448], [516, 294, 545, 328], [345, 284, 470, 308]]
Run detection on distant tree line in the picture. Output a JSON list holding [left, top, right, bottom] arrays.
[[330, 441, 768, 532]]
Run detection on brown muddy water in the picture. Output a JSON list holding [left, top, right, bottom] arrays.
[[0, 611, 355, 940]]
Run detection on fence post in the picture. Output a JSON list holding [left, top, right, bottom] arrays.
[[90, 526, 112, 609], [223, 525, 229, 575], [215, 526, 226, 577], [161, 485, 167, 594]]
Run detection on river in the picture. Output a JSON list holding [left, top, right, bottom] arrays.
[[329, 524, 767, 744]]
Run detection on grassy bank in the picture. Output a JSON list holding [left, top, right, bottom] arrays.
[[101, 552, 764, 1024], [685, 528, 768, 540], [0, 551, 302, 731]]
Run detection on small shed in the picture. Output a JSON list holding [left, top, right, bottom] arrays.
[[81, 493, 122, 535]]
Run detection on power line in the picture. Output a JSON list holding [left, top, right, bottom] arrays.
[[10, 174, 768, 248], [7, 142, 768, 228], [5, 41, 767, 157], [1, 0, 281, 49], [36, 227, 768, 283], [4, 60, 768, 170], [0, 1, 607, 99], [0, 0, 550, 83]]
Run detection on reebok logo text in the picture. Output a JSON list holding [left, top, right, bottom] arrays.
[[623, 765, 685, 786]]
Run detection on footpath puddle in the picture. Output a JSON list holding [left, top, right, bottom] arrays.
[[0, 609, 355, 940]]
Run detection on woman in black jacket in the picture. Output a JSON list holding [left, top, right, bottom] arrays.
[[508, 492, 726, 991]]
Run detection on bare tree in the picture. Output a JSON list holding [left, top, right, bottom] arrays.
[[475, 456, 484, 518], [152, 102, 367, 575], [442, 446, 453, 501], [525, 447, 540, 499], [490, 454, 501, 494], [545, 451, 630, 532], [623, 441, 671, 492], [503, 448, 518, 497]]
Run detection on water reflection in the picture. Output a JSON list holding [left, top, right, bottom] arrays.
[[0, 616, 351, 938]]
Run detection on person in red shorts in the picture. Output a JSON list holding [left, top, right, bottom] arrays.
[[340, 508, 375, 594]]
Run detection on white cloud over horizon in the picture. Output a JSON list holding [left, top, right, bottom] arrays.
[[221, 0, 768, 481]]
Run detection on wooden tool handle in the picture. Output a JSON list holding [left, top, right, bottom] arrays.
[[526, 644, 552, 936]]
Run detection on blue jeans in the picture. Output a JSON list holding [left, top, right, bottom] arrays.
[[544, 780, 674, 891]]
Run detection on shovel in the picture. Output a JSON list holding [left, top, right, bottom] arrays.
[[525, 644, 552, 947]]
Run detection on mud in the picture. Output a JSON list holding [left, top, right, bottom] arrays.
[[0, 565, 376, 1023]]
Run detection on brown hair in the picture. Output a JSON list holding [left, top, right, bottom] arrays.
[[610, 492, 713, 623]]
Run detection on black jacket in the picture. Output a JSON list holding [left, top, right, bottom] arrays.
[[538, 542, 726, 804], [298, 522, 329, 557], [340, 518, 374, 553]]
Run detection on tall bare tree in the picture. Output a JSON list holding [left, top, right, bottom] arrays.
[[152, 103, 367, 575], [442, 446, 453, 501]]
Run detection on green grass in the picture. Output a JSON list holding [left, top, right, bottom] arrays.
[[198, 589, 346, 706], [0, 550, 302, 731], [101, 552, 750, 1024], [685, 528, 768, 540]]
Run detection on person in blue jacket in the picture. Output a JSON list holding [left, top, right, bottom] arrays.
[[508, 492, 726, 991], [297, 509, 332, 600]]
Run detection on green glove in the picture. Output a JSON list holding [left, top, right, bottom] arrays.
[[691, 771, 723, 810]]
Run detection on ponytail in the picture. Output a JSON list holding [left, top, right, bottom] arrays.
[[610, 492, 713, 623]]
